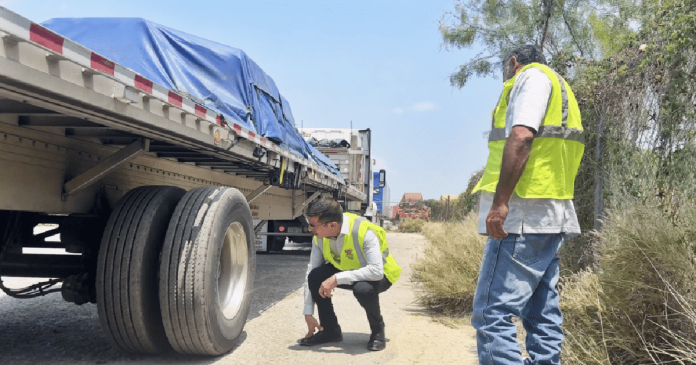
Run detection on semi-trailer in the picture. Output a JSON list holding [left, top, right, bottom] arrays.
[[0, 8, 366, 356]]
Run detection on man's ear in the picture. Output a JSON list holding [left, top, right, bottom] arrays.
[[509, 56, 518, 69]]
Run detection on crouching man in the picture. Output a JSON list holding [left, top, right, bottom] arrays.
[[299, 198, 401, 351]]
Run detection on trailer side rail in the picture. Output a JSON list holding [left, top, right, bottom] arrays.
[[0, 6, 366, 203]]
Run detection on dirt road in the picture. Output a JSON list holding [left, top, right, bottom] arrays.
[[220, 232, 479, 365], [0, 232, 478, 364]]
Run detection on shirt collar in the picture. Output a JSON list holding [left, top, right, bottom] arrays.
[[338, 213, 350, 236]]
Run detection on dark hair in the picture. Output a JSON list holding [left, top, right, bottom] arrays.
[[506, 45, 547, 66], [305, 198, 343, 224]]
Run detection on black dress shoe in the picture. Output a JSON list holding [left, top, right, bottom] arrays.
[[367, 323, 386, 351], [367, 336, 386, 351], [300, 326, 343, 346]]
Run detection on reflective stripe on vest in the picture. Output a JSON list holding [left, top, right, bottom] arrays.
[[352, 217, 368, 267], [317, 213, 401, 284], [351, 217, 391, 266], [488, 71, 584, 144], [472, 63, 585, 199]]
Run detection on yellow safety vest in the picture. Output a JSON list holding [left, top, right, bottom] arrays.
[[313, 213, 402, 284], [472, 63, 585, 199]]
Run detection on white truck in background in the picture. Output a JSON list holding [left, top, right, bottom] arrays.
[[257, 128, 386, 252], [301, 128, 385, 223]]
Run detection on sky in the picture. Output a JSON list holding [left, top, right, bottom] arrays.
[[0, 0, 503, 204]]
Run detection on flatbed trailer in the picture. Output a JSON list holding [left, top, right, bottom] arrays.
[[0, 6, 363, 356]]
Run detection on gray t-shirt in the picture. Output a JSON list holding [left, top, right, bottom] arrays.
[[477, 68, 581, 237]]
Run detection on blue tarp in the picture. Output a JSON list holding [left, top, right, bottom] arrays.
[[42, 17, 340, 177]]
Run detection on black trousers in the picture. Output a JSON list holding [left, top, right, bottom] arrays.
[[308, 263, 392, 334]]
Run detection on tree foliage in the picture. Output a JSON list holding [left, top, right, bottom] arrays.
[[438, 0, 696, 362], [440, 0, 650, 87], [570, 0, 696, 230]]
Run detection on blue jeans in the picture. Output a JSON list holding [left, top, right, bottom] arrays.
[[472, 233, 564, 365]]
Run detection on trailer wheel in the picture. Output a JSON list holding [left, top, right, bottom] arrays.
[[96, 186, 185, 354], [160, 187, 255, 356]]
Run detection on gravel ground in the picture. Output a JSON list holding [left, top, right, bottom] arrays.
[[0, 233, 478, 364]]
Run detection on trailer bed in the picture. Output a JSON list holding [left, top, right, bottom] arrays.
[[0, 6, 366, 213]]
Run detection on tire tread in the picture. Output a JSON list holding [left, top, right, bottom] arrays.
[[97, 186, 183, 354]]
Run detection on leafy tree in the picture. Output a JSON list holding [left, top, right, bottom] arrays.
[[439, 0, 647, 87], [452, 168, 485, 220], [425, 199, 446, 221]]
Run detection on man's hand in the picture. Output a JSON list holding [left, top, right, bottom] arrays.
[[487, 125, 534, 240], [319, 275, 338, 298], [304, 315, 322, 338], [486, 202, 509, 239]]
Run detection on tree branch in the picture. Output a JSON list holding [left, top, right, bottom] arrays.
[[562, 5, 586, 57], [540, 0, 554, 50]]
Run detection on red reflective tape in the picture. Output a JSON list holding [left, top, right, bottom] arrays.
[[30, 24, 64, 54], [134, 75, 153, 94], [195, 104, 207, 118], [168, 91, 183, 107], [90, 53, 115, 75], [233, 124, 242, 134], [248, 131, 255, 139], [215, 115, 223, 126], [260, 138, 266, 145]]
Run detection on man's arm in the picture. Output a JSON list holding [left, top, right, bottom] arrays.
[[486, 68, 550, 239], [303, 242, 324, 315], [486, 126, 535, 239], [303, 241, 324, 337]]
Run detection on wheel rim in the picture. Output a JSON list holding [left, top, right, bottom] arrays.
[[218, 221, 249, 320]]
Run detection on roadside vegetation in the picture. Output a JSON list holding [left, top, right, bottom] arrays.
[[397, 219, 426, 233], [413, 200, 696, 364], [411, 215, 485, 316], [559, 200, 696, 364], [412, 0, 696, 363]]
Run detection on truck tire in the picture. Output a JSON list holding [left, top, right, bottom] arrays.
[[96, 185, 185, 354], [159, 186, 255, 356]]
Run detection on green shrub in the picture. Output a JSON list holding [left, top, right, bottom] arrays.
[[411, 215, 486, 315], [398, 219, 426, 233]]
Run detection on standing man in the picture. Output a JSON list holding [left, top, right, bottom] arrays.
[[299, 198, 401, 351], [471, 45, 585, 364]]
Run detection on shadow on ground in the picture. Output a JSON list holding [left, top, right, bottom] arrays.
[[0, 244, 311, 364], [287, 332, 389, 356]]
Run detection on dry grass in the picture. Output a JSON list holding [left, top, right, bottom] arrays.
[[398, 219, 426, 233], [411, 198, 696, 364], [560, 200, 696, 364], [411, 215, 486, 315], [559, 270, 612, 365]]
